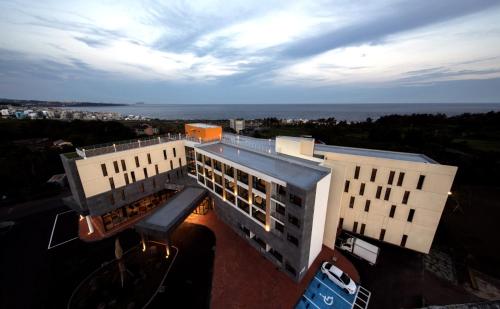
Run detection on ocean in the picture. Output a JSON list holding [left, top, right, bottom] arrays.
[[65, 103, 500, 122]]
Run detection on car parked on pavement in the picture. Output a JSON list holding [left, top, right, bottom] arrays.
[[321, 261, 357, 294]]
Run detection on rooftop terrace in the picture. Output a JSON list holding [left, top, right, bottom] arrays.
[[315, 144, 437, 163], [197, 142, 330, 189]]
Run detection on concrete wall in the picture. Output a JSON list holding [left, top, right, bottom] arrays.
[[275, 136, 317, 160], [75, 140, 186, 198], [318, 151, 457, 254], [308, 173, 332, 267]]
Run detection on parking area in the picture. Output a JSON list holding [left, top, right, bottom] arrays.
[[47, 209, 79, 249], [296, 269, 371, 309]]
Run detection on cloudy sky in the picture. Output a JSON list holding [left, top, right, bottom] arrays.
[[1, 0, 500, 104]]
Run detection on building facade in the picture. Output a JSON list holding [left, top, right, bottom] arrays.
[[61, 124, 457, 281]]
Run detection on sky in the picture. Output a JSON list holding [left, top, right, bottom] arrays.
[[1, 0, 500, 104]]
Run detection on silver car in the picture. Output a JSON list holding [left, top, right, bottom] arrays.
[[321, 261, 357, 294]]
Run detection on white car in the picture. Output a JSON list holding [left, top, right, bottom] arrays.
[[321, 261, 357, 294]]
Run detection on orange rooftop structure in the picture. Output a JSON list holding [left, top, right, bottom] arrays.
[[185, 123, 222, 142]]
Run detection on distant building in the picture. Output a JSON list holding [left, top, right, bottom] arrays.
[[229, 119, 245, 133], [135, 124, 159, 136], [14, 111, 27, 119], [1, 109, 10, 117]]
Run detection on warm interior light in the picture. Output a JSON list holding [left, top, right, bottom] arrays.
[[142, 241, 146, 252], [265, 225, 270, 232], [165, 246, 170, 259], [448, 191, 452, 195]]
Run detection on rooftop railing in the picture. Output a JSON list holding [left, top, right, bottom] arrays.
[[75, 133, 219, 159], [221, 133, 275, 154]]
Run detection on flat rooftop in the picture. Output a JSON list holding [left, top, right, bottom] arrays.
[[315, 144, 437, 164], [188, 123, 220, 128], [135, 187, 207, 237], [197, 142, 330, 189]]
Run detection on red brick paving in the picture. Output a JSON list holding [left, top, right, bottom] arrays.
[[186, 210, 359, 309]]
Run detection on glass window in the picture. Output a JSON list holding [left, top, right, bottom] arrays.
[[121, 159, 126, 171], [131, 171, 136, 182], [417, 175, 425, 190], [155, 164, 159, 175], [408, 209, 415, 222], [143, 167, 148, 178], [287, 234, 299, 247], [402, 191, 410, 204], [359, 183, 365, 195], [370, 168, 377, 182], [113, 161, 119, 173], [401, 234, 408, 247], [163, 150, 167, 160], [360, 223, 366, 235], [376, 186, 382, 199], [379, 229, 386, 241], [124, 173, 129, 185], [397, 172, 405, 186], [288, 214, 300, 229], [349, 196, 355, 208], [339, 217, 344, 229], [147, 153, 151, 164], [289, 194, 302, 207], [173, 147, 177, 157], [389, 205, 396, 218], [364, 200, 370, 212], [384, 187, 391, 201], [135, 156, 140, 168], [109, 177, 115, 189], [354, 166, 360, 179], [353, 221, 358, 233], [101, 163, 108, 177], [388, 171, 395, 185], [344, 180, 350, 193]]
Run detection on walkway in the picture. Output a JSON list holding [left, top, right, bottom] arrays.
[[186, 210, 359, 309]]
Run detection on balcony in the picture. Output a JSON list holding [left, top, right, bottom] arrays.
[[225, 166, 234, 177], [225, 179, 235, 192], [237, 170, 249, 185], [252, 207, 266, 225], [213, 161, 222, 172], [253, 194, 266, 211], [253, 178, 267, 194], [237, 199, 250, 213], [238, 186, 249, 200]]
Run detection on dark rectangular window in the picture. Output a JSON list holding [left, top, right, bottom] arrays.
[[344, 180, 350, 193], [173, 148, 177, 157], [179, 158, 183, 173], [113, 161, 119, 173], [349, 196, 355, 208], [397, 172, 405, 186], [135, 156, 140, 167], [408, 209, 415, 222], [401, 234, 408, 247], [360, 223, 366, 235], [287, 234, 299, 247], [101, 163, 108, 176], [384, 187, 391, 201], [163, 150, 167, 160], [288, 214, 300, 229], [147, 153, 151, 164], [170, 160, 174, 170], [131, 171, 136, 182], [354, 166, 360, 179], [376, 186, 382, 199], [364, 200, 371, 212], [370, 168, 377, 182], [140, 183, 145, 193], [379, 229, 386, 241], [353, 221, 358, 233], [388, 171, 395, 185], [417, 175, 425, 190], [402, 191, 410, 204], [339, 217, 344, 229], [389, 205, 396, 218], [143, 167, 148, 178], [359, 183, 365, 196], [121, 159, 126, 171], [289, 194, 302, 207], [155, 164, 159, 175], [109, 177, 115, 189], [124, 173, 129, 185]]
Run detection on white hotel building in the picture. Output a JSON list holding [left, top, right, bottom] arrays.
[[61, 124, 457, 281]]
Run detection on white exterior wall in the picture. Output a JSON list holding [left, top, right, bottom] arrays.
[[319, 151, 457, 254], [308, 173, 332, 267], [75, 140, 186, 198]]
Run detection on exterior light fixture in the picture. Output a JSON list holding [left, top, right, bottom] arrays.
[[265, 225, 270, 232], [448, 191, 452, 195], [142, 241, 146, 252], [165, 246, 170, 259]]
